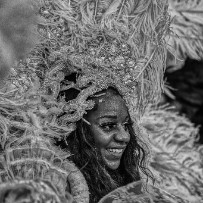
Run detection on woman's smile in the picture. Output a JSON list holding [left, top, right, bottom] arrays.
[[107, 148, 124, 154], [105, 147, 125, 157]]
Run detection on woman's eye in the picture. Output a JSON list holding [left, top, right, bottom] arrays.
[[100, 123, 116, 131], [123, 123, 129, 131], [123, 122, 133, 131]]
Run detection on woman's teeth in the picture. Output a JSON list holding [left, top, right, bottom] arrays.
[[108, 149, 123, 153]]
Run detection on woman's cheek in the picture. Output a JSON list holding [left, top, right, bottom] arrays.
[[94, 129, 114, 147]]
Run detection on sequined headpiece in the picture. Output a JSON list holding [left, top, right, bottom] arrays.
[[29, 0, 171, 125]]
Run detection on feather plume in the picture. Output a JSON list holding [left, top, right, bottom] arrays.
[[0, 180, 73, 203], [167, 0, 203, 61], [141, 105, 203, 203], [0, 64, 89, 202], [102, 0, 122, 19]]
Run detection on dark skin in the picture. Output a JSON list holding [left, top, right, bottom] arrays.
[[62, 88, 151, 202], [86, 91, 131, 170]]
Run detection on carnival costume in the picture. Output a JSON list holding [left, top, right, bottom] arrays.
[[0, 0, 203, 202]]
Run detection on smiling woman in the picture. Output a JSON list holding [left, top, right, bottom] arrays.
[[86, 88, 130, 170], [59, 87, 152, 202]]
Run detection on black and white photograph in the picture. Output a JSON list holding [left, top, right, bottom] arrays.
[[0, 0, 203, 202]]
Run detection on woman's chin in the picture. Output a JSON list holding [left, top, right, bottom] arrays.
[[101, 149, 123, 170], [104, 159, 120, 170]]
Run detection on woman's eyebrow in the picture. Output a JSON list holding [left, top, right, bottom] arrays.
[[97, 115, 117, 120]]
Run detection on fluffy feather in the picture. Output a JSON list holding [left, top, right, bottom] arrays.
[[167, 0, 203, 61], [141, 105, 203, 203], [0, 64, 89, 202]]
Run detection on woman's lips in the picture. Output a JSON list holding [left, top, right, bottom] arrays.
[[108, 148, 123, 153], [105, 148, 125, 158]]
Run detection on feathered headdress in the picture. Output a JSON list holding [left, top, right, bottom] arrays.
[[0, 0, 172, 202], [30, 0, 171, 121]]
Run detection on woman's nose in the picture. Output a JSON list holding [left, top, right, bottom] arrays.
[[114, 124, 130, 143]]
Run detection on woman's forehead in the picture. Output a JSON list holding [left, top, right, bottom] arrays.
[[88, 94, 129, 121]]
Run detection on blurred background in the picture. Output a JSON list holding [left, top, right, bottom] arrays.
[[163, 58, 203, 144]]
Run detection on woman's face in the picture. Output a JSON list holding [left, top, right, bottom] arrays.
[[86, 91, 130, 170]]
